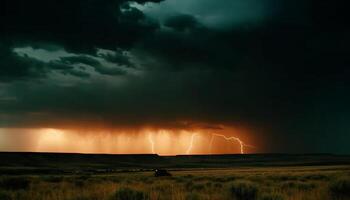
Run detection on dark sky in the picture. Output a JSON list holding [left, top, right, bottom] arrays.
[[0, 0, 349, 153]]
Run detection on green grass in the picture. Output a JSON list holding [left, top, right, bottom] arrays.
[[0, 165, 349, 200]]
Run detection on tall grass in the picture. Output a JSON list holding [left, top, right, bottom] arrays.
[[112, 187, 149, 200], [0, 191, 12, 200], [229, 181, 258, 200], [329, 177, 350, 199], [0, 165, 348, 200], [0, 177, 31, 190], [260, 193, 284, 200]]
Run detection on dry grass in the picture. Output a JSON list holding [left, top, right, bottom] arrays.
[[0, 165, 349, 200]]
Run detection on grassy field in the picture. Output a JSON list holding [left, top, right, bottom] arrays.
[[1, 165, 350, 200]]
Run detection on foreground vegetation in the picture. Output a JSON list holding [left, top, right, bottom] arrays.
[[0, 165, 350, 200]]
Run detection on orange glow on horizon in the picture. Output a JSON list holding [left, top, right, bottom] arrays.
[[0, 127, 256, 155]]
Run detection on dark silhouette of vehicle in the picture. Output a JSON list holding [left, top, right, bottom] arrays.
[[154, 169, 172, 177]]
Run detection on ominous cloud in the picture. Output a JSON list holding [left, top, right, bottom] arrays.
[[0, 0, 349, 153]]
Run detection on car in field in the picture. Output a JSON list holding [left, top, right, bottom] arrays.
[[154, 169, 172, 177]]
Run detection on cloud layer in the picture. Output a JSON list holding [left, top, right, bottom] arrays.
[[0, 0, 349, 153]]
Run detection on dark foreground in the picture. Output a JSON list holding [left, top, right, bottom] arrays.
[[0, 153, 350, 174], [0, 153, 350, 200]]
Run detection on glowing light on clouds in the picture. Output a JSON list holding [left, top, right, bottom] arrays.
[[0, 128, 254, 155]]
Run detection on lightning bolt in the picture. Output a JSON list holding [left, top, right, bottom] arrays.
[[186, 133, 197, 155], [148, 134, 155, 154], [209, 134, 215, 154], [210, 133, 253, 154]]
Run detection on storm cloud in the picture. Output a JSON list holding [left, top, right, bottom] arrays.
[[0, 0, 349, 153]]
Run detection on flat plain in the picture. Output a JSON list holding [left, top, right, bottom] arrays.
[[0, 153, 349, 200]]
